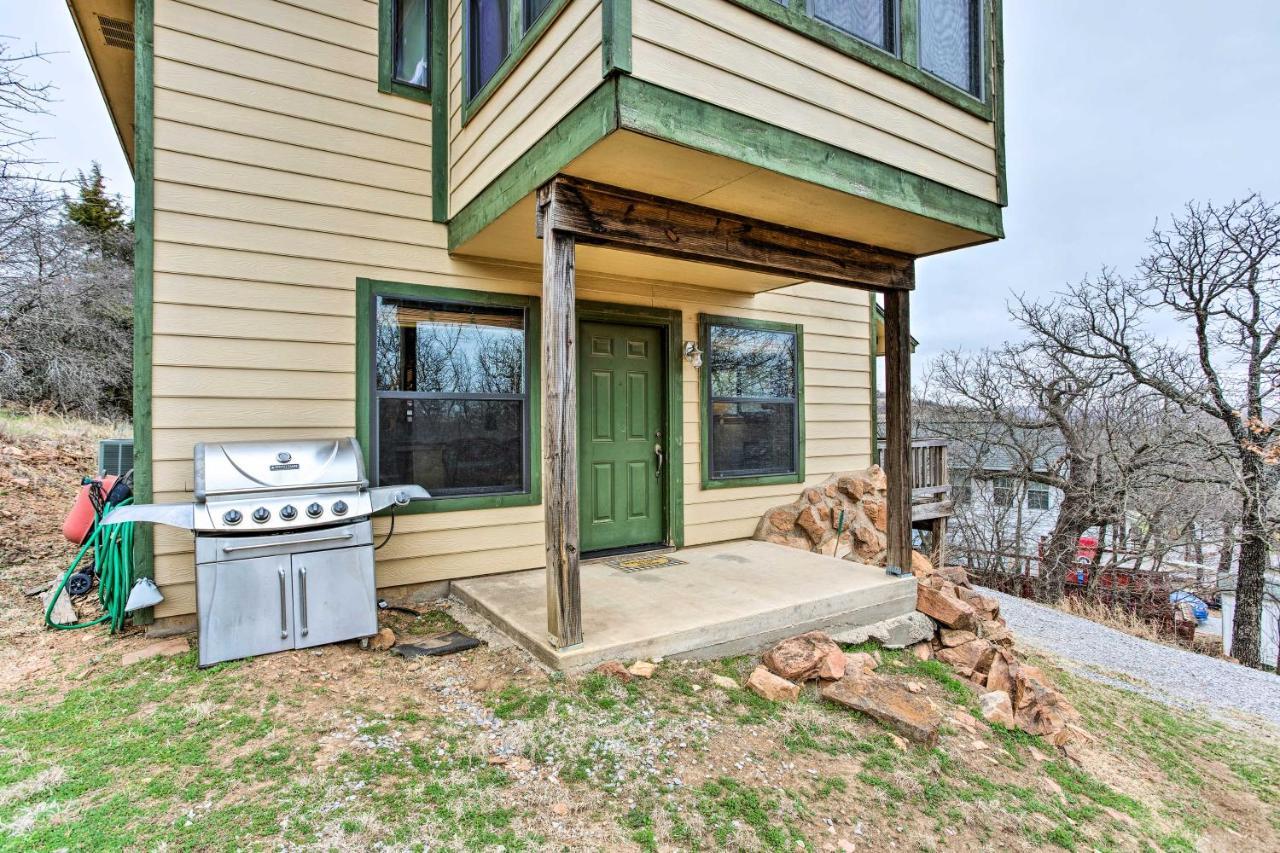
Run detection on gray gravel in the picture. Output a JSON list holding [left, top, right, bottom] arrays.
[[983, 588, 1280, 730]]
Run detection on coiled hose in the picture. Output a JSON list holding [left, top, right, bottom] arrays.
[[44, 498, 135, 632]]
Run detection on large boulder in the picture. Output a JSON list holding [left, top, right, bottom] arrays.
[[936, 638, 996, 677], [747, 666, 801, 702], [822, 674, 942, 746], [979, 690, 1016, 727], [763, 631, 845, 683], [916, 585, 977, 630]]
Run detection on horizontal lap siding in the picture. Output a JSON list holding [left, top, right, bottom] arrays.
[[630, 0, 999, 203], [447, 0, 604, 214], [147, 0, 874, 618]]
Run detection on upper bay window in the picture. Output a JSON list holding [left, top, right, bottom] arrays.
[[469, 0, 510, 97], [811, 0, 896, 53], [372, 292, 533, 501], [920, 0, 983, 96], [702, 317, 804, 487], [379, 0, 431, 101]]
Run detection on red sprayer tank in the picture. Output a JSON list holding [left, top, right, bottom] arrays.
[[62, 476, 118, 545]]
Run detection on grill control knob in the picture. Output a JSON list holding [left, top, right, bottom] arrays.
[[222, 509, 242, 525], [306, 502, 323, 518], [252, 507, 271, 524], [279, 504, 297, 521], [331, 500, 349, 516]]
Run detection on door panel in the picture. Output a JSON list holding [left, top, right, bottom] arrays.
[[291, 546, 377, 649], [579, 321, 665, 552], [196, 554, 294, 666]]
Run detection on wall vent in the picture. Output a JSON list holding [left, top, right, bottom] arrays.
[[96, 15, 135, 50]]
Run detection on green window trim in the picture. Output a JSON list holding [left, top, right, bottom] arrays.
[[355, 278, 542, 516], [379, 0, 432, 103], [462, 0, 572, 125], [699, 314, 806, 490], [726, 0, 993, 120]]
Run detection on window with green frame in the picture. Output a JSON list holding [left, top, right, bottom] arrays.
[[724, 0, 991, 114], [358, 280, 541, 513], [379, 0, 431, 102], [464, 0, 568, 115], [700, 316, 804, 487]]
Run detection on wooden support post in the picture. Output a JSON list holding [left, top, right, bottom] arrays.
[[539, 184, 583, 648], [884, 287, 912, 576], [930, 517, 948, 570]]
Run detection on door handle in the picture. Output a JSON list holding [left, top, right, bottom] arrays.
[[277, 567, 288, 639], [654, 442, 664, 479], [298, 567, 309, 637]]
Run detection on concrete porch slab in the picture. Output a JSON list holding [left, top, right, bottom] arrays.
[[452, 539, 917, 671]]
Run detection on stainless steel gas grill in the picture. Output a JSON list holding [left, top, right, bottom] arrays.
[[102, 437, 428, 666]]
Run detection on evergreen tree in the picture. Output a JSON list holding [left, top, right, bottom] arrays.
[[65, 162, 130, 257]]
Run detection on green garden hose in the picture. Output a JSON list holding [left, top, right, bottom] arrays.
[[45, 498, 135, 632]]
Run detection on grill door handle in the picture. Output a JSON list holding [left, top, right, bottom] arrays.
[[278, 567, 288, 639], [221, 531, 355, 554], [298, 567, 309, 637]]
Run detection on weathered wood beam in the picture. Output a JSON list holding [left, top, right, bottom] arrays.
[[537, 183, 583, 648], [537, 175, 915, 291], [884, 288, 913, 576]]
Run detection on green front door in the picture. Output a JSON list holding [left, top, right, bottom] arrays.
[[579, 321, 666, 553]]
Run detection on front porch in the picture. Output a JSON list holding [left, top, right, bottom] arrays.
[[454, 540, 918, 671]]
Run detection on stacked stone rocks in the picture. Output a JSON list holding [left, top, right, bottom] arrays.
[[753, 466, 1089, 747], [753, 467, 890, 562], [912, 559, 1087, 745]]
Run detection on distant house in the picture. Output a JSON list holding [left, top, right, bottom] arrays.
[[1219, 573, 1280, 667], [945, 444, 1064, 557]]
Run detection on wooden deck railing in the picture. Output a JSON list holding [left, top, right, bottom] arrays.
[[877, 438, 951, 520]]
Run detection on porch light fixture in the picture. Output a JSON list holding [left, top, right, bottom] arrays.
[[683, 341, 703, 369]]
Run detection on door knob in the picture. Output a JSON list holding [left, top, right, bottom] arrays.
[[654, 442, 664, 478]]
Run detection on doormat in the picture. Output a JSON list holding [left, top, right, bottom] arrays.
[[390, 632, 482, 659], [604, 554, 687, 573]]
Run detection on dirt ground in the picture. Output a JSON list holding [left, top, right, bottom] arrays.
[[2, 410, 1280, 851]]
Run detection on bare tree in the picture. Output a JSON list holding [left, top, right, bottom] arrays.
[[1017, 195, 1280, 668], [0, 41, 134, 417], [926, 338, 1185, 600]]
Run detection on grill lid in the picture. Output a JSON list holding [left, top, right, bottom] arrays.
[[194, 437, 367, 501]]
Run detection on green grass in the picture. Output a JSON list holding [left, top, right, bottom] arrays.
[[3, 626, 1277, 850]]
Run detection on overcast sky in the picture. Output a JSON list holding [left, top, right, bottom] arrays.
[[7, 1, 1280, 371]]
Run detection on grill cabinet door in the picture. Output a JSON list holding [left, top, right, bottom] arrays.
[[196, 554, 294, 667], [291, 546, 377, 649]]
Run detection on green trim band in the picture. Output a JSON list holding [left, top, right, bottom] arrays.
[[378, 0, 432, 104], [616, 77, 1004, 239], [698, 314, 806, 491], [354, 279, 543, 516], [430, 0, 449, 220], [131, 0, 156, 623], [448, 79, 620, 251], [723, 0, 992, 120], [462, 0, 572, 125], [577, 300, 683, 547], [601, 0, 632, 76], [992, 0, 1007, 207]]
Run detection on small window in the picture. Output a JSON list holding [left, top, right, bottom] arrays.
[[992, 476, 1015, 507], [524, 0, 553, 31], [704, 320, 801, 482], [469, 0, 510, 96], [810, 0, 896, 53], [919, 0, 982, 96], [1026, 485, 1051, 511], [379, 0, 431, 101], [373, 294, 530, 498]]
